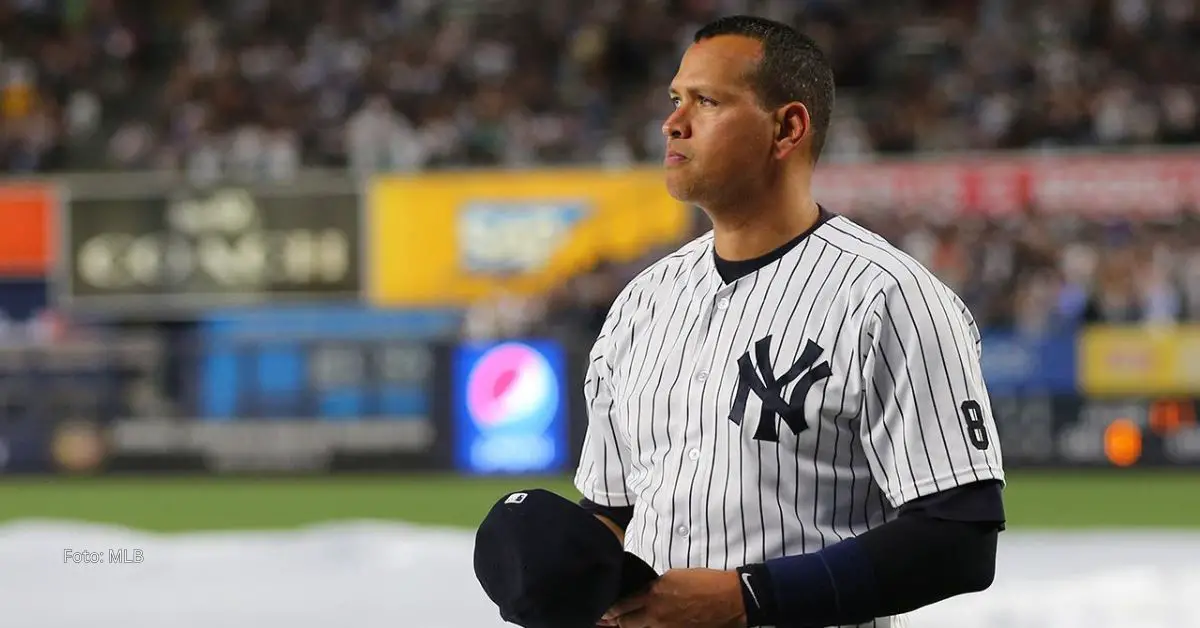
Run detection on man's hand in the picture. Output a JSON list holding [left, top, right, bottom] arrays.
[[597, 568, 747, 628]]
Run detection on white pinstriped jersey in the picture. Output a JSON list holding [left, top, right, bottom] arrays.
[[573, 213, 1005, 628]]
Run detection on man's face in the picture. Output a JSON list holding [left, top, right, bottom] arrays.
[[662, 35, 778, 209]]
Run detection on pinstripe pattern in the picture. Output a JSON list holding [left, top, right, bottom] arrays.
[[573, 215, 1005, 628]]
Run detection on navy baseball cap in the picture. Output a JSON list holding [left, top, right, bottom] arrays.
[[473, 488, 659, 628]]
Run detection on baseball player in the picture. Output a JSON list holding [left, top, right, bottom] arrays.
[[574, 15, 1006, 628]]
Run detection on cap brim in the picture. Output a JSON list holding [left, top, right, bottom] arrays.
[[617, 552, 659, 599]]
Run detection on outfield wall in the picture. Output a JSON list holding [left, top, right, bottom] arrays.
[[2, 327, 1200, 477]]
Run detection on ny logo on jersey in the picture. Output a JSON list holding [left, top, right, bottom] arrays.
[[729, 336, 833, 442]]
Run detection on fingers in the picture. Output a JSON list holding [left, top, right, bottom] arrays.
[[615, 608, 652, 628], [603, 594, 648, 621]]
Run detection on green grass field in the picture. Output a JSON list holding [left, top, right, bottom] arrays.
[[0, 470, 1197, 532]]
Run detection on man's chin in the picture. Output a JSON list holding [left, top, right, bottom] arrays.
[[664, 174, 697, 204]]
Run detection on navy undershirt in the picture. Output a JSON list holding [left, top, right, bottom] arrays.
[[712, 206, 835, 284]]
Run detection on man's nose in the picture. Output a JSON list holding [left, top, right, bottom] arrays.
[[662, 110, 689, 139]]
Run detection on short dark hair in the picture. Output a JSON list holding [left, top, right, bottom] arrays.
[[694, 15, 835, 163]]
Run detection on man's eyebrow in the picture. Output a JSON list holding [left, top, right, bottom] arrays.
[[668, 84, 725, 96]]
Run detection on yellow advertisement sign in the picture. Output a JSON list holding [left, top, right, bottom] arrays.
[[1079, 326, 1200, 395], [368, 169, 690, 306]]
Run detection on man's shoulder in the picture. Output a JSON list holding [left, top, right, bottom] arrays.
[[617, 230, 714, 297], [596, 232, 711, 327], [593, 232, 712, 354], [821, 214, 961, 307]]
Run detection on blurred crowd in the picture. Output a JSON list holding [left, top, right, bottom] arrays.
[[468, 210, 1200, 342], [857, 210, 1200, 332], [0, 0, 1198, 339], [2, 0, 1198, 176]]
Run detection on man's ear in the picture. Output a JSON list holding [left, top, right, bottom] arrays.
[[774, 102, 811, 159]]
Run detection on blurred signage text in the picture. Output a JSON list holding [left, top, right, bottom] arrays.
[[123, 307, 450, 473], [995, 394, 1200, 468], [813, 151, 1200, 216], [368, 169, 689, 306], [61, 186, 361, 316], [978, 331, 1077, 395], [1079, 326, 1200, 396], [0, 331, 171, 474]]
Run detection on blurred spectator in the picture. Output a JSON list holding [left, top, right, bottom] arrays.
[[345, 94, 426, 174]]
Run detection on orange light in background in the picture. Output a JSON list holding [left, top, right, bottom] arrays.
[[1149, 400, 1196, 436], [1104, 419, 1142, 467]]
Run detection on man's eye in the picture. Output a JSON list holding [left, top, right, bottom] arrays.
[[698, 96, 717, 106]]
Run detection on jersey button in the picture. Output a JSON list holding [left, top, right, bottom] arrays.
[[676, 525, 689, 537], [688, 449, 700, 460], [696, 371, 708, 382], [716, 297, 730, 310]]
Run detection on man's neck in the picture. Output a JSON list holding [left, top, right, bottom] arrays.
[[708, 193, 821, 262]]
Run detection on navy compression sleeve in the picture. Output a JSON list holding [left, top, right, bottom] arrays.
[[579, 498, 636, 530], [736, 480, 1004, 627]]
